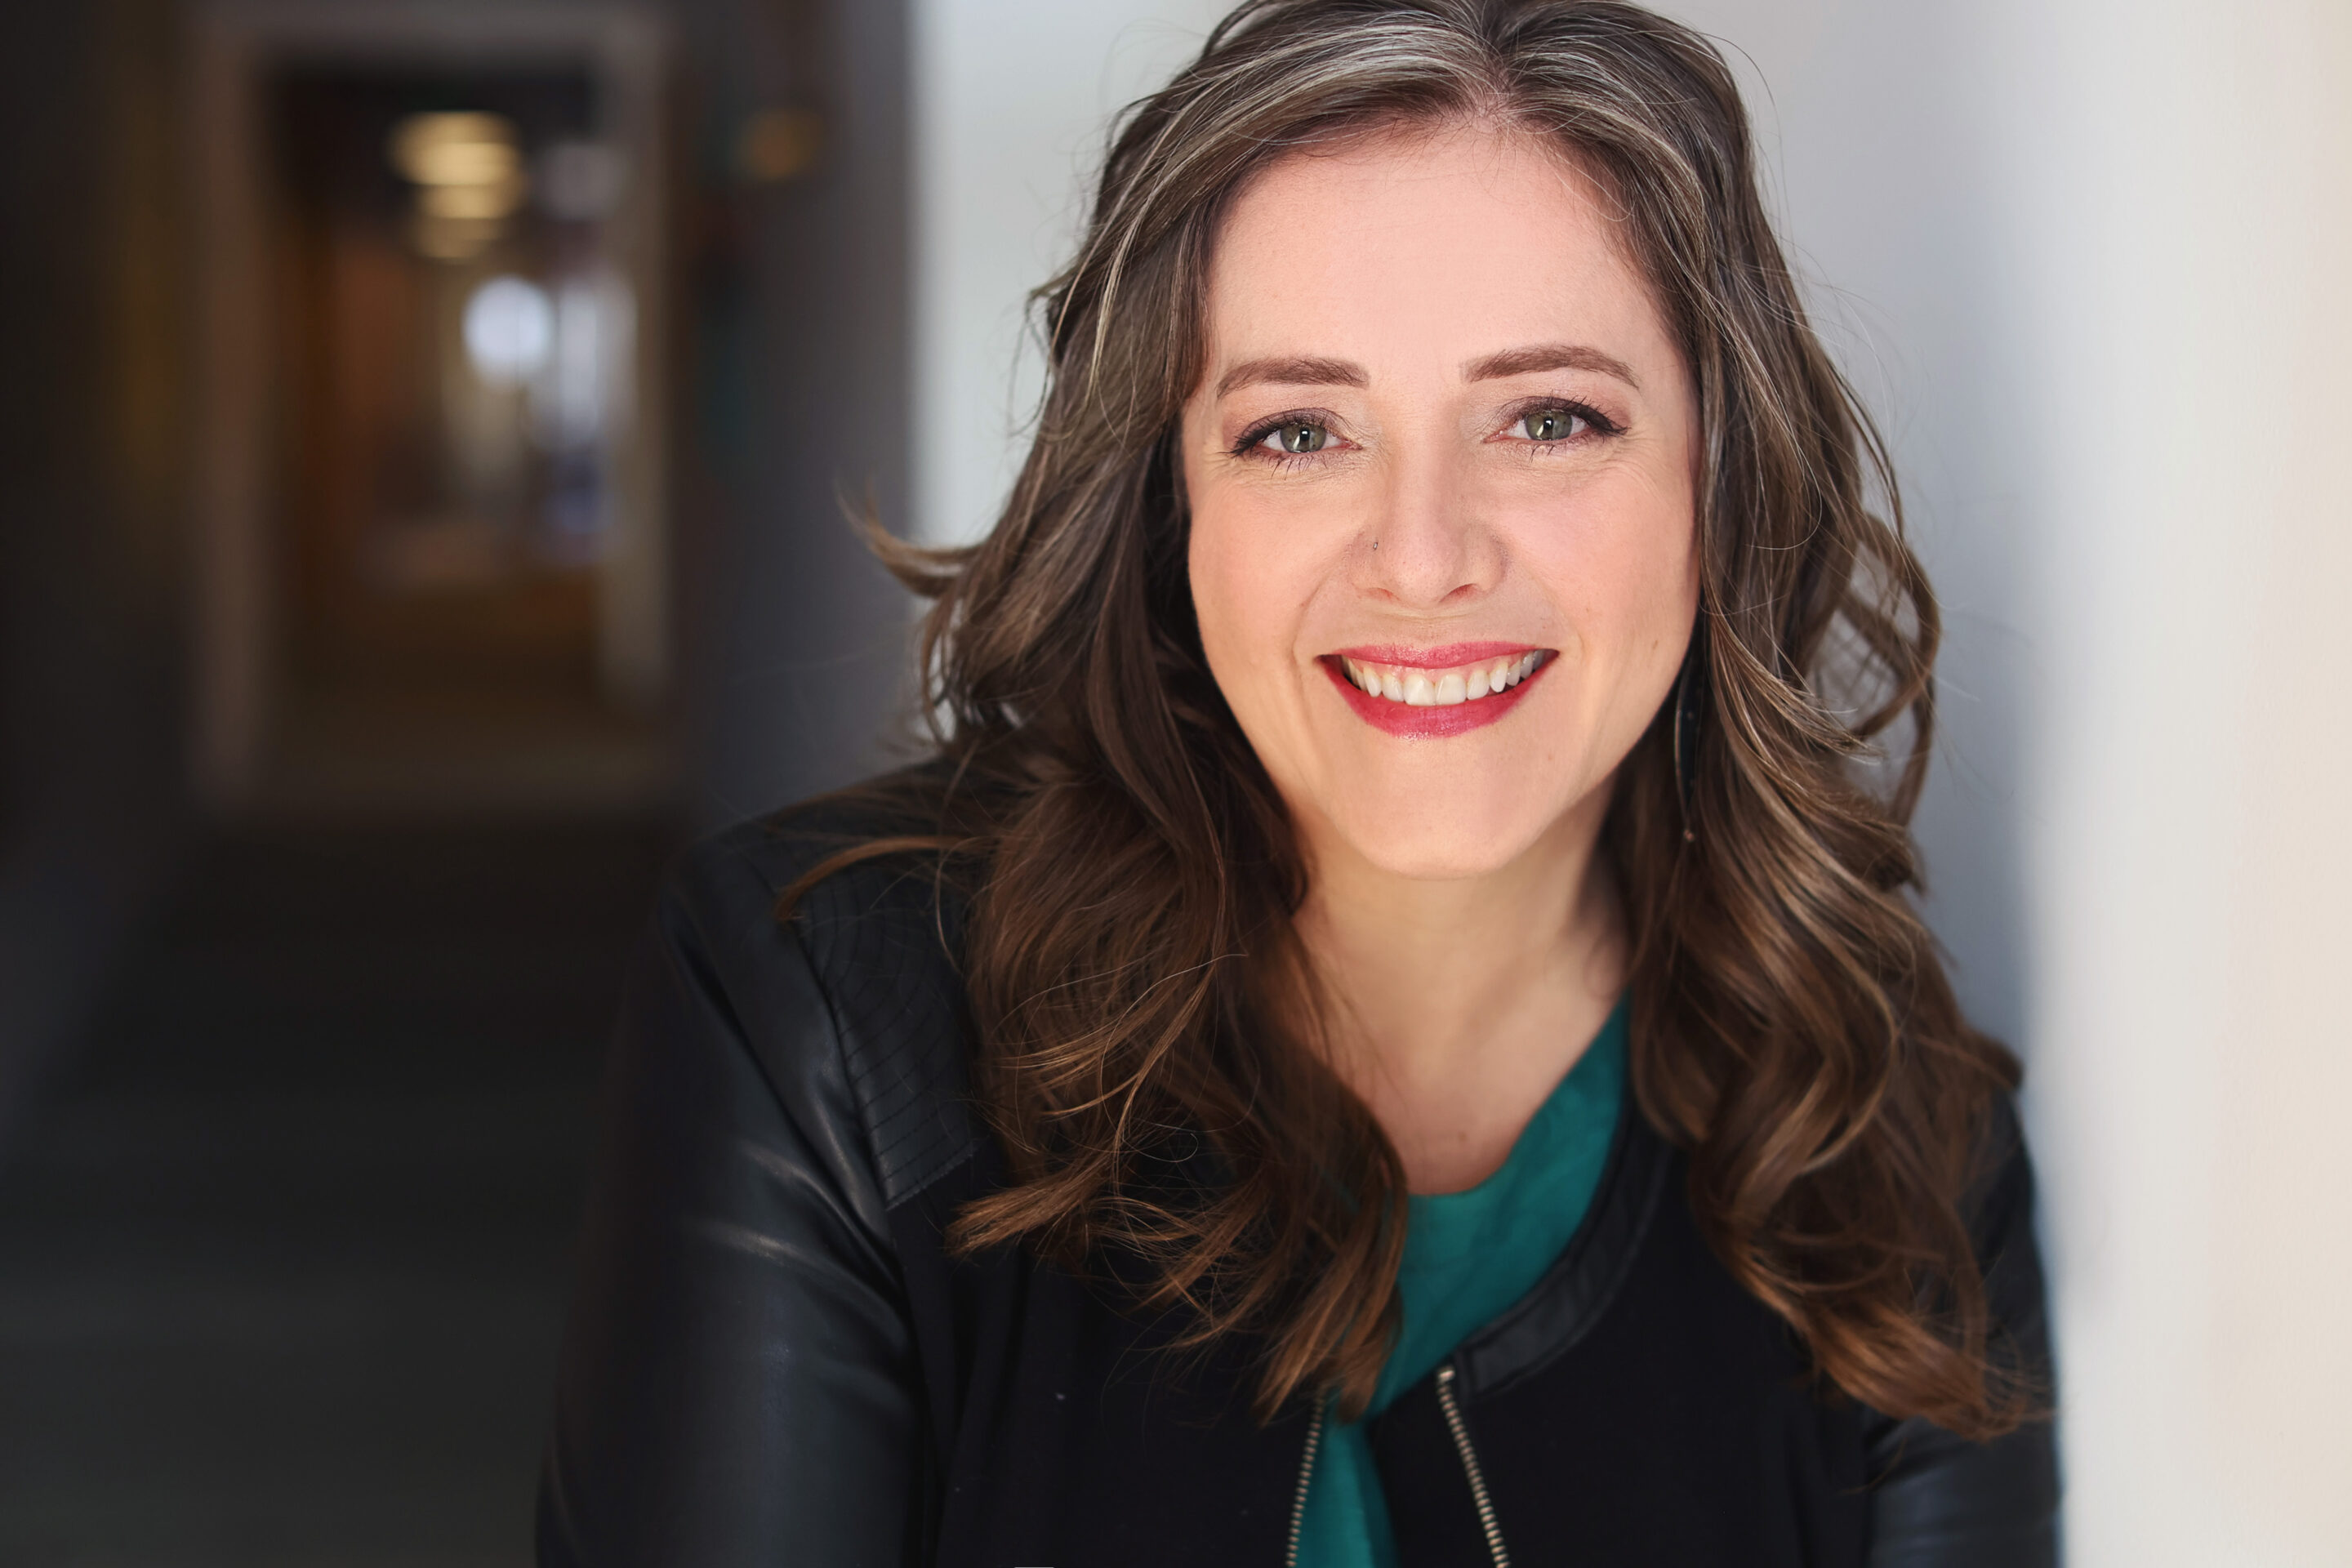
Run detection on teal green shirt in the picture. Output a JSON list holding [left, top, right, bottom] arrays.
[[1294, 1000, 1629, 1568]]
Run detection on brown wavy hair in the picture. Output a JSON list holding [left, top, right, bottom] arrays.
[[786, 0, 2026, 1437]]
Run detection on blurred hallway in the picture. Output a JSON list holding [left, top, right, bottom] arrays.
[[0, 0, 912, 1556], [0, 819, 670, 1565]]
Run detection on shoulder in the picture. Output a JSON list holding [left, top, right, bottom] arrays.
[[1963, 1093, 2042, 1295], [653, 764, 985, 1212], [1856, 1091, 2059, 1560], [666, 760, 960, 912]]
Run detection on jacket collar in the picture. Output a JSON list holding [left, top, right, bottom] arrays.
[[1447, 1094, 1673, 1400]]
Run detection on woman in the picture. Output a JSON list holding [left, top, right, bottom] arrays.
[[540, 2, 2058, 1564]]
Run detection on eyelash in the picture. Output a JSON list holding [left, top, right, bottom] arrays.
[[1230, 409, 1339, 468], [1230, 399, 1624, 466], [1503, 397, 1626, 443]]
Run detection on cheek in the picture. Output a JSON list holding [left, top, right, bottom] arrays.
[[1186, 487, 1320, 699], [1186, 499, 1257, 683], [1187, 507, 1289, 760], [1516, 469, 1697, 648], [1596, 514, 1699, 644]]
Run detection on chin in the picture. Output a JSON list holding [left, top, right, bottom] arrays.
[[1317, 786, 1565, 881]]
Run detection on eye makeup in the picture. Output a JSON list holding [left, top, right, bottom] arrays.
[[1226, 394, 1628, 470]]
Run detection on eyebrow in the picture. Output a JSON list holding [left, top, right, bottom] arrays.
[[1464, 342, 1640, 388], [1214, 355, 1369, 398], [1211, 342, 1639, 399]]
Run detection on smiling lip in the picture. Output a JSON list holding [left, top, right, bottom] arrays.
[[1335, 641, 1533, 668], [1320, 644, 1554, 738]]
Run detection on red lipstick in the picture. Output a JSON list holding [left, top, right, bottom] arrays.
[[1320, 648, 1553, 739], [1332, 641, 1533, 668]]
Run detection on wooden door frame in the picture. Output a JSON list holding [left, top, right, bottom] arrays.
[[185, 0, 671, 806]]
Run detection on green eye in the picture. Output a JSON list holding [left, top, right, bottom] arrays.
[[1521, 408, 1585, 443], [1267, 421, 1330, 454]]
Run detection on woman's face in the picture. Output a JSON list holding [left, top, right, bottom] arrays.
[[1182, 126, 1701, 882]]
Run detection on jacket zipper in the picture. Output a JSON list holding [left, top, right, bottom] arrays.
[[1435, 1363, 1512, 1568], [1285, 1401, 1326, 1568]]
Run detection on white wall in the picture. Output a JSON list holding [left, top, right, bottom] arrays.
[[910, 0, 1229, 546], [910, 2, 2352, 1561], [1660, 1, 2352, 1561], [2004, 4, 2352, 1561]]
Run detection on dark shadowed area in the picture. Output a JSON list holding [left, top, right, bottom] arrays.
[[0, 820, 668, 1561], [0, 0, 912, 1560]]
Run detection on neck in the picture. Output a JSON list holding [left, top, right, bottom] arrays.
[[1293, 786, 1627, 1193]]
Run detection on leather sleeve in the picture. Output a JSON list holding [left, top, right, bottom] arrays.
[[537, 838, 924, 1568], [1864, 1098, 2061, 1567]]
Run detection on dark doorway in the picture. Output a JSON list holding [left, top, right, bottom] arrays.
[[191, 33, 676, 816], [270, 69, 605, 697], [263, 65, 669, 813]]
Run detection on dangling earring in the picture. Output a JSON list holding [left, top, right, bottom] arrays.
[[1672, 635, 1704, 844]]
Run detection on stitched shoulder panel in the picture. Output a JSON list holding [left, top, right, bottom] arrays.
[[709, 781, 985, 1211], [789, 854, 979, 1209]]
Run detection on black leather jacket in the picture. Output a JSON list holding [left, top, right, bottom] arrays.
[[539, 802, 2060, 1567]]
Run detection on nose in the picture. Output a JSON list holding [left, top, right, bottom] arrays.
[[1354, 439, 1503, 609]]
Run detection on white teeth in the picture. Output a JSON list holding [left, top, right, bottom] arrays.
[[1339, 650, 1547, 707]]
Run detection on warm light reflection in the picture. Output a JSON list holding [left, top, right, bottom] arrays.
[[388, 113, 520, 185], [421, 182, 526, 220], [389, 112, 530, 258]]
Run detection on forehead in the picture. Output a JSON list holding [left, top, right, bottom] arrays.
[[1202, 124, 1669, 376]]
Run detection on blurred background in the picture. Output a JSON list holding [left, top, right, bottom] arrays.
[[0, 1, 2344, 1564]]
